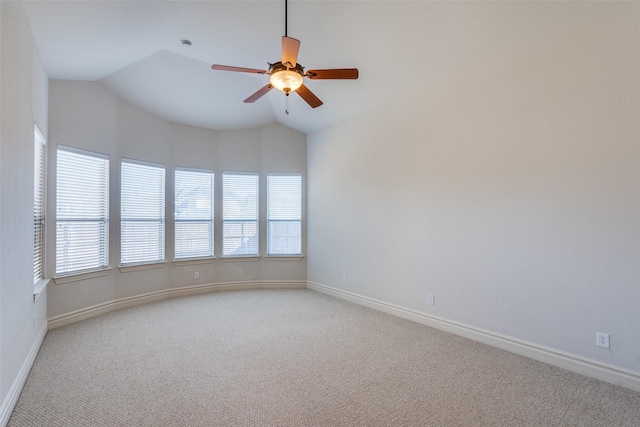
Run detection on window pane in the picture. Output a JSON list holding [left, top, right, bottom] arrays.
[[56, 221, 108, 272], [56, 148, 109, 275], [267, 174, 301, 255], [267, 221, 301, 255], [120, 221, 165, 265], [175, 222, 213, 259], [121, 160, 165, 265], [175, 168, 214, 259], [223, 221, 258, 256], [222, 173, 258, 256]]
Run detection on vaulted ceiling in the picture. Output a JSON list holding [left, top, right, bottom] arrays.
[[23, 1, 570, 134]]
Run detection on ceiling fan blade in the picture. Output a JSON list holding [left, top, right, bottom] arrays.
[[306, 68, 359, 80], [295, 84, 323, 108], [243, 84, 274, 103], [281, 36, 301, 68], [212, 64, 267, 74]]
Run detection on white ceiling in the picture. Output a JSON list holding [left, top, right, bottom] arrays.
[[22, 1, 567, 134]]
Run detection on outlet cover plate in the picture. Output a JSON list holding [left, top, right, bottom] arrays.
[[596, 332, 610, 349]]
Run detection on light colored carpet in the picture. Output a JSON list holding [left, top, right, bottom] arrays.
[[9, 289, 640, 426]]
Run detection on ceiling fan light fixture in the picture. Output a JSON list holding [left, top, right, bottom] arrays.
[[210, 0, 357, 108], [270, 70, 303, 93]]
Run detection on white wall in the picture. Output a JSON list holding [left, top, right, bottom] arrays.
[[47, 81, 307, 319], [307, 2, 640, 373], [0, 1, 49, 422]]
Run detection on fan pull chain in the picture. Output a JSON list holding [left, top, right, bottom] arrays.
[[285, 93, 290, 115]]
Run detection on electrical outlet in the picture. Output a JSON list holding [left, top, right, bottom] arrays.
[[342, 275, 347, 284], [427, 294, 435, 305], [596, 332, 610, 349], [194, 272, 199, 279]]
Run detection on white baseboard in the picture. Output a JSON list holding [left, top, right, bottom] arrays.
[[0, 321, 48, 427], [307, 281, 640, 393], [48, 280, 306, 329]]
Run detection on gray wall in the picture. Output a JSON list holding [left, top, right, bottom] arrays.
[[307, 2, 640, 373], [47, 80, 307, 319], [0, 0, 49, 414]]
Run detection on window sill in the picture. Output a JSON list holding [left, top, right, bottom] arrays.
[[220, 256, 261, 263], [54, 268, 111, 285], [33, 278, 50, 302], [119, 262, 167, 273], [173, 257, 216, 267], [265, 255, 304, 261]]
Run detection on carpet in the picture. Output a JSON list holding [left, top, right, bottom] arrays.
[[8, 289, 640, 426]]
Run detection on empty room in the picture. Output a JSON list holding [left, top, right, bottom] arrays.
[[1, 0, 639, 425]]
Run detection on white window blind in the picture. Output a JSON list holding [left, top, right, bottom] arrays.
[[222, 172, 259, 256], [175, 168, 214, 259], [56, 147, 109, 275], [34, 126, 47, 283], [267, 174, 302, 255], [121, 160, 165, 266]]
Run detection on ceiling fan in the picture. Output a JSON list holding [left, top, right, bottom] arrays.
[[211, 0, 358, 110]]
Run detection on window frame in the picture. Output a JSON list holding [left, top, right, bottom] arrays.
[[55, 145, 110, 278], [120, 158, 166, 269], [174, 167, 215, 262], [266, 173, 303, 257], [33, 125, 48, 296], [221, 171, 260, 258]]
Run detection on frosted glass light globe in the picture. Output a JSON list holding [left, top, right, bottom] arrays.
[[270, 70, 303, 93]]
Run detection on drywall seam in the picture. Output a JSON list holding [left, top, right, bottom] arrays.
[[48, 280, 306, 329], [307, 281, 640, 393]]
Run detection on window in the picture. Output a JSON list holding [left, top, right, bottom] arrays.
[[56, 147, 109, 275], [34, 125, 47, 283], [267, 174, 302, 255], [175, 168, 214, 260], [222, 172, 259, 256], [121, 160, 165, 266]]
